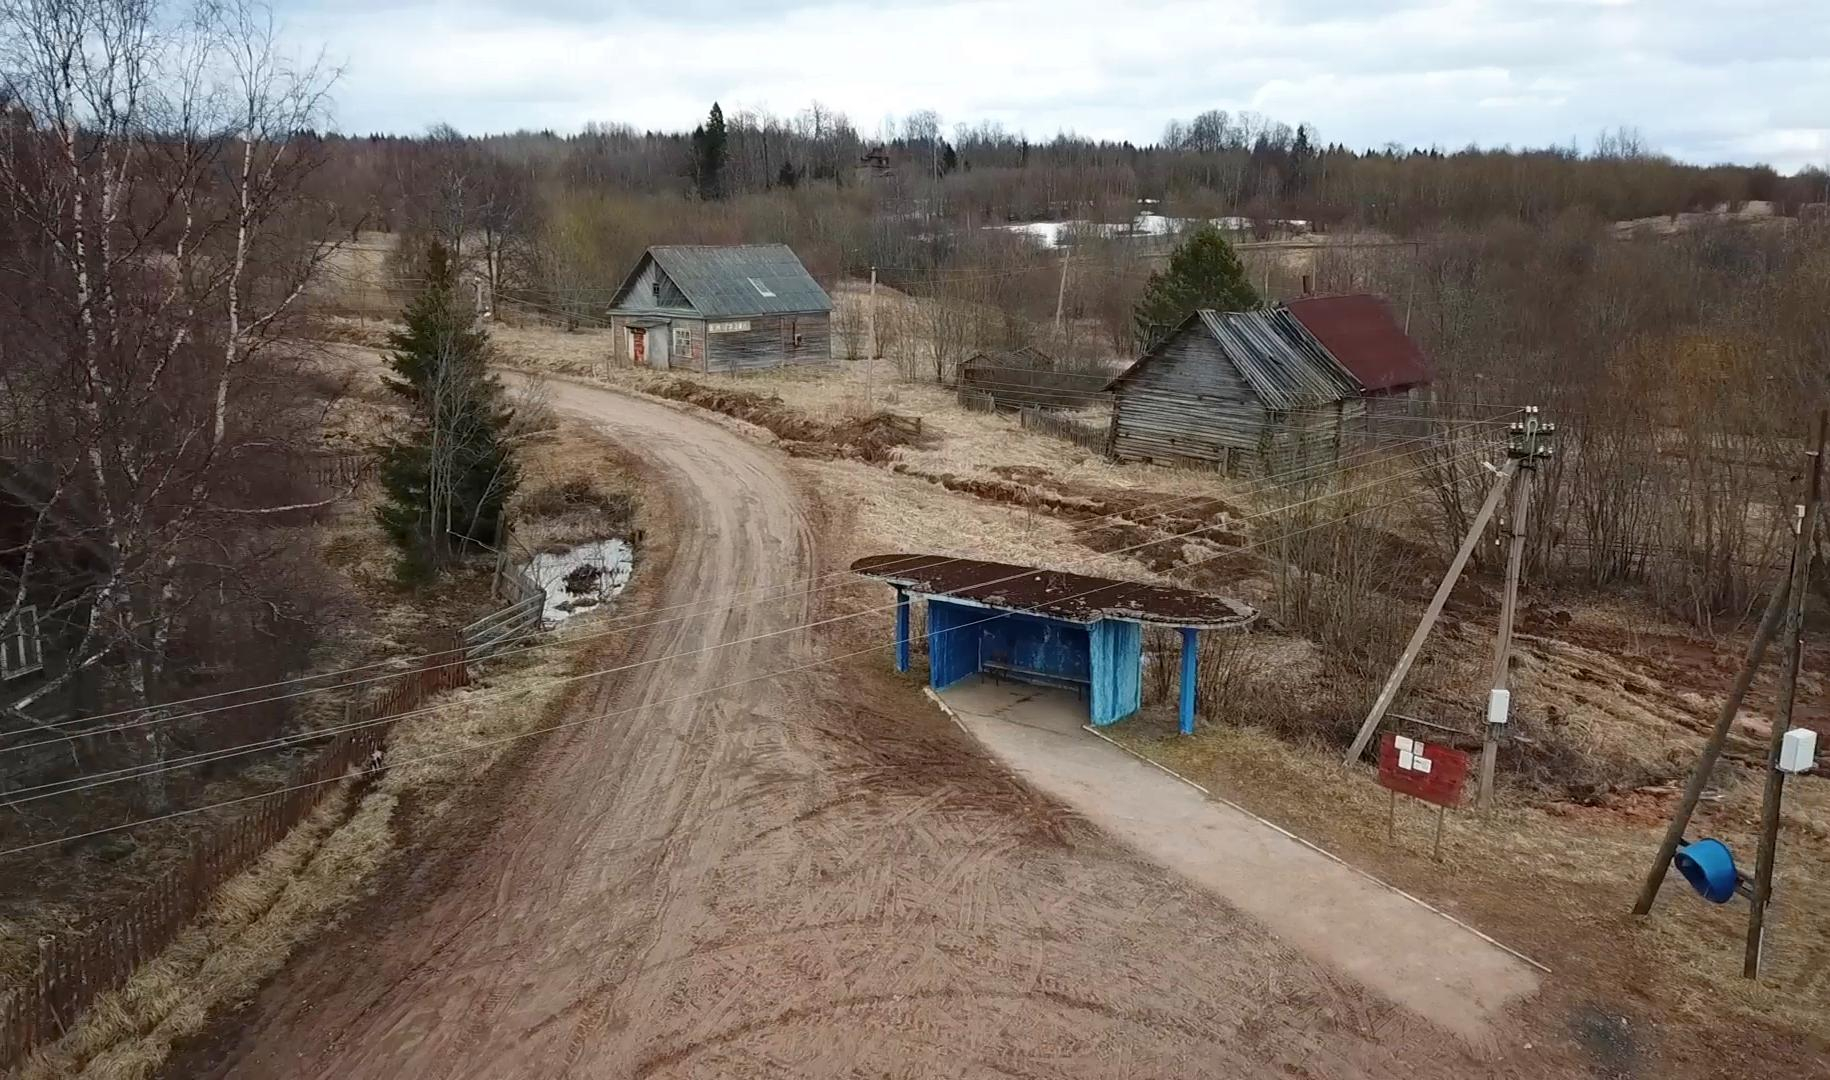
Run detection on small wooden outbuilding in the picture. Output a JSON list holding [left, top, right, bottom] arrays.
[[606, 245, 832, 374], [957, 347, 1107, 412], [1106, 306, 1365, 476]]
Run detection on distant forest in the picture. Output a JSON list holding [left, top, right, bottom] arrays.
[[311, 104, 1826, 242]]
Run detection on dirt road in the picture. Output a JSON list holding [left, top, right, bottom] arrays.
[[170, 382, 1567, 1078]]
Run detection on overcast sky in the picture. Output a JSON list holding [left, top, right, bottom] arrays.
[[284, 0, 1828, 172]]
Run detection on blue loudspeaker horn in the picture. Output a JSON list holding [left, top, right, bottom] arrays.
[[1674, 838, 1739, 904]]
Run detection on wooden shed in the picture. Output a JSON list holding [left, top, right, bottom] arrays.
[[606, 245, 832, 374], [957, 347, 1107, 411], [1105, 306, 1365, 477]]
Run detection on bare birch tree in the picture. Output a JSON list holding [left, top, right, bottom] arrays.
[[0, 0, 340, 809]]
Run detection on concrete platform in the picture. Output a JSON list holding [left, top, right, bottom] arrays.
[[935, 674, 1542, 1048]]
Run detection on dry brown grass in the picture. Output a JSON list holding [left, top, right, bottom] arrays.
[[11, 413, 649, 1078], [15, 787, 385, 1080], [1105, 665, 1830, 1060]]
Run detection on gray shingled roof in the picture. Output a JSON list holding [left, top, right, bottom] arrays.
[[610, 244, 832, 319], [1107, 306, 1363, 412], [1197, 307, 1363, 410]]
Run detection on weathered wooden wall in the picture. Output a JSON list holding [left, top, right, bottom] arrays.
[[1110, 327, 1367, 478], [704, 312, 832, 373], [1111, 328, 1268, 470]]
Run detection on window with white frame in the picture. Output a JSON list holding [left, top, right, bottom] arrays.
[[1, 605, 43, 680], [747, 277, 776, 298], [673, 326, 691, 355]]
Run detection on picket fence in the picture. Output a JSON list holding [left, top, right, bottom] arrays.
[[0, 637, 473, 1070]]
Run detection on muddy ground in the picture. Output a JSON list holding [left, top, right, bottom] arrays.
[[158, 378, 1605, 1079]]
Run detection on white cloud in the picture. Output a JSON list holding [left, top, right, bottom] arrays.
[[284, 0, 1830, 171]]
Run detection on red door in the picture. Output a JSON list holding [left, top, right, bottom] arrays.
[[631, 327, 646, 366]]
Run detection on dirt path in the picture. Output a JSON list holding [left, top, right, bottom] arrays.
[[166, 382, 1576, 1078]]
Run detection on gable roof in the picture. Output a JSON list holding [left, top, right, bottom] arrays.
[[1287, 293, 1432, 392], [609, 244, 831, 319], [1107, 306, 1363, 411]]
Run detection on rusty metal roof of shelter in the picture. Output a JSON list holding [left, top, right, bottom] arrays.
[[1107, 306, 1364, 412], [1287, 294, 1432, 393], [610, 244, 832, 319], [852, 554, 1257, 629]]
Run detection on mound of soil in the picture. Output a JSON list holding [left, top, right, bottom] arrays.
[[649, 380, 923, 464]]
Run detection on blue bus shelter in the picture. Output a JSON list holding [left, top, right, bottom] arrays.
[[853, 554, 1256, 732]]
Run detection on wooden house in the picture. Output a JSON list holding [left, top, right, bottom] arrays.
[[1105, 306, 1365, 476], [606, 245, 832, 374]]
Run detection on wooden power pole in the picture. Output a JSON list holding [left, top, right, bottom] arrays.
[[1478, 409, 1554, 809], [1345, 458, 1517, 766], [1744, 411, 1825, 978], [1633, 409, 1825, 924]]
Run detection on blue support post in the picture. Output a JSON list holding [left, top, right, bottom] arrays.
[[894, 588, 911, 673], [1178, 627, 1199, 735]]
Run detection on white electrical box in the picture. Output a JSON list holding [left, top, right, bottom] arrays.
[[1487, 688, 1511, 727], [1779, 728, 1818, 775]]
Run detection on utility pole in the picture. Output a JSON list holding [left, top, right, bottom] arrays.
[[1054, 245, 1071, 338], [1345, 458, 1518, 766], [865, 266, 878, 412], [1632, 409, 1824, 919], [1478, 408, 1554, 810], [868, 265, 879, 360], [1744, 410, 1825, 978]]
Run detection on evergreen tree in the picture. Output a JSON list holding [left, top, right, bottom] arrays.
[[1132, 225, 1259, 350], [375, 242, 519, 581], [776, 158, 800, 189], [691, 102, 728, 200]]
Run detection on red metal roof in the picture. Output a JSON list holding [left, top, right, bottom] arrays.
[[1287, 294, 1432, 393]]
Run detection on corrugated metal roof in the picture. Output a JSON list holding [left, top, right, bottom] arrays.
[[1107, 307, 1362, 411], [609, 244, 832, 319], [1198, 308, 1363, 410], [1287, 294, 1432, 393]]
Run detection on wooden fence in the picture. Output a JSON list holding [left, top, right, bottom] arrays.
[[1015, 406, 1112, 454], [466, 535, 546, 662], [0, 638, 472, 1070]]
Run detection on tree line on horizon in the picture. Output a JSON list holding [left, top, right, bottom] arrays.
[[309, 102, 1825, 237]]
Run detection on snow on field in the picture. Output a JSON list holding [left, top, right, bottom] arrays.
[[522, 539, 634, 623], [991, 212, 1311, 249]]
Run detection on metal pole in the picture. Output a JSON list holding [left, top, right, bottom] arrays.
[[895, 588, 911, 674], [867, 265, 878, 408], [1178, 626, 1198, 736], [1743, 411, 1825, 978], [863, 265, 878, 360], [1054, 246, 1071, 338]]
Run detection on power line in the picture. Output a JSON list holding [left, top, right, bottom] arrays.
[[5, 394, 1508, 749], [5, 438, 1504, 791], [3, 451, 1496, 823]]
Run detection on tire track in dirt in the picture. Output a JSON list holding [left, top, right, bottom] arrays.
[[163, 380, 1574, 1079]]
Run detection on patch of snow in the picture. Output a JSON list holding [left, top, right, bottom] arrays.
[[989, 212, 1310, 249], [521, 539, 634, 624]]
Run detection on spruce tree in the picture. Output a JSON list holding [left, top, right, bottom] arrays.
[[1132, 224, 1259, 350], [692, 102, 728, 200], [375, 242, 519, 581]]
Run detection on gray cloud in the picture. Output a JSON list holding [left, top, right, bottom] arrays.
[[282, 0, 1830, 170]]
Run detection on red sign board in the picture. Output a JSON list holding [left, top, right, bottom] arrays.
[[1377, 732, 1470, 808]]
